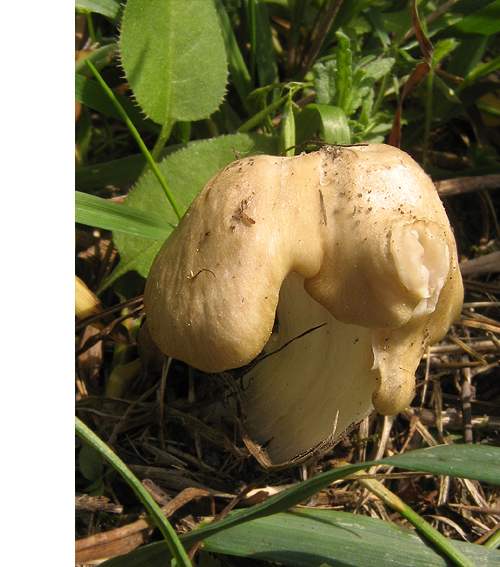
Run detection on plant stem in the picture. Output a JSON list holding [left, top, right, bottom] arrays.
[[483, 527, 500, 549], [372, 73, 389, 116], [85, 11, 96, 44], [150, 120, 174, 164], [422, 68, 434, 169], [85, 59, 183, 221], [76, 417, 192, 567], [237, 94, 288, 133]]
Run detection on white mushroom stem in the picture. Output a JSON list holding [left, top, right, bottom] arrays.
[[144, 144, 463, 466], [243, 271, 377, 463]]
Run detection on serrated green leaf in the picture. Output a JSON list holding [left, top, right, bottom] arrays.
[[432, 39, 458, 67], [362, 57, 395, 83], [119, 0, 228, 125], [75, 144, 183, 192], [104, 133, 278, 287], [312, 45, 394, 121], [313, 61, 337, 106], [334, 32, 353, 114]]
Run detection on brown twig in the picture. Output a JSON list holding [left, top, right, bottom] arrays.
[[300, 0, 344, 79], [435, 175, 500, 197], [75, 488, 214, 564]]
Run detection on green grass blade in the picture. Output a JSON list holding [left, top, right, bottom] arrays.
[[76, 191, 174, 240], [202, 509, 498, 567], [252, 0, 279, 91], [84, 59, 183, 220], [214, 0, 253, 112], [75, 418, 192, 567], [75, 0, 123, 25], [459, 54, 500, 92], [384, 444, 500, 485], [237, 94, 288, 133], [434, 0, 500, 39], [484, 528, 500, 549], [101, 506, 499, 567], [100, 444, 500, 566], [187, 445, 500, 545]]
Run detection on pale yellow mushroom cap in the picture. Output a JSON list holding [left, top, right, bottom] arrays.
[[144, 144, 463, 464]]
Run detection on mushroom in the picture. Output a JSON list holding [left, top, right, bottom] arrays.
[[144, 144, 463, 465]]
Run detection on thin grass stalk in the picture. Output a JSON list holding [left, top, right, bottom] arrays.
[[85, 59, 183, 221], [483, 528, 500, 549], [237, 94, 288, 133], [75, 417, 192, 567], [352, 470, 476, 567]]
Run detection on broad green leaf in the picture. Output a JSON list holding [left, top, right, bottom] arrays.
[[460, 54, 500, 90], [446, 37, 489, 81], [364, 6, 391, 48], [75, 144, 183, 192], [345, 58, 395, 118], [295, 104, 350, 145], [202, 509, 499, 567], [362, 57, 395, 84], [100, 444, 500, 567], [119, 0, 228, 125], [384, 444, 500, 485], [312, 38, 394, 124], [313, 60, 338, 106], [432, 39, 458, 68], [434, 0, 500, 39], [75, 0, 122, 25], [75, 74, 160, 134], [105, 133, 278, 288], [78, 445, 103, 482], [76, 191, 174, 240]]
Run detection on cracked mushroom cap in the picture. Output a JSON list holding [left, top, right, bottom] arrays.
[[144, 144, 463, 464]]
